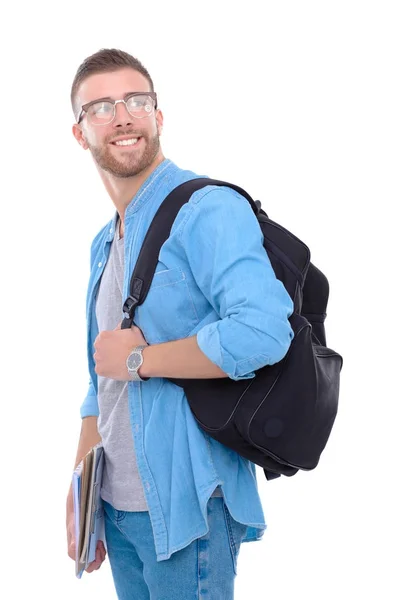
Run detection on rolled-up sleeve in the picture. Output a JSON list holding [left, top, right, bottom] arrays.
[[179, 186, 294, 380], [80, 378, 99, 418]]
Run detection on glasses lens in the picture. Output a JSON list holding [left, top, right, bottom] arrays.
[[126, 94, 155, 119], [88, 101, 114, 124]]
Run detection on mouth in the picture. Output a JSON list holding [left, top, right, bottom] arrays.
[[110, 136, 142, 149]]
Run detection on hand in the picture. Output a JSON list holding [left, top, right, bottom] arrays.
[[85, 540, 107, 573], [94, 322, 148, 380], [66, 489, 76, 561], [66, 488, 107, 572]]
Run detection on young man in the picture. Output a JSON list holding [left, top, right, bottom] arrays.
[[66, 48, 294, 599]]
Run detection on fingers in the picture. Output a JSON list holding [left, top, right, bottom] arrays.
[[97, 540, 107, 562], [67, 522, 76, 561], [85, 541, 107, 573], [85, 560, 101, 573], [85, 556, 104, 572], [67, 541, 76, 561]]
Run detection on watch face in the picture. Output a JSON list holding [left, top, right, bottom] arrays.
[[127, 352, 141, 371]]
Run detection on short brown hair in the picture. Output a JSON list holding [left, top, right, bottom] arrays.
[[71, 48, 155, 117]]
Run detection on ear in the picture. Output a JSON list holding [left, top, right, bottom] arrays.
[[72, 123, 89, 150], [156, 109, 164, 135]]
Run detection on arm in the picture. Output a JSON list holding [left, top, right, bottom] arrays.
[[67, 382, 100, 513], [66, 416, 102, 549], [94, 188, 294, 382], [141, 187, 294, 380], [66, 378, 104, 570], [71, 416, 102, 472], [66, 414, 102, 523], [139, 335, 227, 379], [66, 415, 102, 522]]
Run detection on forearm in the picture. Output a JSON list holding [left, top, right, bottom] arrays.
[[139, 335, 228, 379], [73, 416, 102, 468], [67, 416, 101, 504]]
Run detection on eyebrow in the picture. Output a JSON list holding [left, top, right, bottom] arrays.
[[85, 91, 148, 104]]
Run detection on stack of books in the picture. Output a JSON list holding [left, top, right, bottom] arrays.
[[72, 442, 105, 578]]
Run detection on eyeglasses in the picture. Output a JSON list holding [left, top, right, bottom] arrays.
[[77, 92, 158, 126]]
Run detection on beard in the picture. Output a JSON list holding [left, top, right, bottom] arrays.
[[89, 129, 161, 178]]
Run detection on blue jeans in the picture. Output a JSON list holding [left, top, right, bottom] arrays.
[[103, 497, 248, 599]]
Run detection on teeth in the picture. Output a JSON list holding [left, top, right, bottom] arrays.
[[115, 138, 139, 146]]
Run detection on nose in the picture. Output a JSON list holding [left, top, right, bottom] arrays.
[[113, 99, 133, 128]]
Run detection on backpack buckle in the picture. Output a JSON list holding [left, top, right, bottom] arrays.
[[123, 295, 139, 319]]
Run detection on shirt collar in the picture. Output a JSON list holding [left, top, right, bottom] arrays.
[[105, 158, 176, 242], [125, 159, 176, 217]]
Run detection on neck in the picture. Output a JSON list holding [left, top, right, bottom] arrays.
[[98, 151, 165, 224]]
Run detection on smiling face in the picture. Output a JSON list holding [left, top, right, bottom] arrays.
[[72, 68, 164, 178]]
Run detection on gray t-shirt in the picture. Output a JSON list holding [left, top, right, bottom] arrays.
[[96, 224, 148, 511], [95, 221, 221, 511]]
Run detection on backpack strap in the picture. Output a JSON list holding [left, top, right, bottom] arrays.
[[301, 262, 329, 346], [121, 178, 258, 329]]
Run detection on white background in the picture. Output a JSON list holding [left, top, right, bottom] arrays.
[[1, 1, 399, 598]]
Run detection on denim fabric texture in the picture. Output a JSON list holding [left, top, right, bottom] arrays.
[[81, 159, 294, 561], [103, 497, 248, 599]]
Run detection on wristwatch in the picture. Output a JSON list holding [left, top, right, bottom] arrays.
[[126, 345, 149, 381]]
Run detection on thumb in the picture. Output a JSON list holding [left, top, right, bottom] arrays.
[[114, 322, 122, 330]]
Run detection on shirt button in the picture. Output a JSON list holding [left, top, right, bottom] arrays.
[[98, 262, 102, 268], [109, 228, 113, 234], [146, 482, 151, 492]]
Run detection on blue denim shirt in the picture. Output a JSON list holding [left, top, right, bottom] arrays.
[[81, 159, 294, 561]]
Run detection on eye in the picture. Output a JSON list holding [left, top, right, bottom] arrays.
[[90, 101, 113, 116], [127, 94, 153, 112], [131, 99, 143, 109]]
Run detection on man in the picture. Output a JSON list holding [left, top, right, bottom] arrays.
[[66, 48, 294, 599]]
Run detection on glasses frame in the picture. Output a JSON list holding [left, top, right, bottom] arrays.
[[77, 91, 158, 125]]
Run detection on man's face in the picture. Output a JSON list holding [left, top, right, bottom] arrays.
[[73, 68, 163, 178]]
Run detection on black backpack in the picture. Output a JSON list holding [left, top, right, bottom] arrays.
[[121, 179, 343, 480]]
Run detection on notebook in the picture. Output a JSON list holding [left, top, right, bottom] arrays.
[[72, 442, 105, 578]]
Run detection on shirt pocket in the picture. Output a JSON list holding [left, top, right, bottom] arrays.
[[136, 266, 200, 344]]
